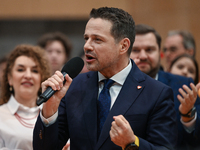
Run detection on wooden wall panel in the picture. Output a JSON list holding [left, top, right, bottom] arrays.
[[0, 0, 129, 19]]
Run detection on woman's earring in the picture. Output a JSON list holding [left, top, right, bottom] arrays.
[[9, 86, 13, 92]]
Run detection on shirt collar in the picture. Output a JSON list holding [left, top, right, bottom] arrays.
[[98, 59, 132, 85], [7, 95, 43, 115], [155, 73, 158, 80]]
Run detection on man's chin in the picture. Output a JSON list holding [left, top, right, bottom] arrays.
[[138, 67, 150, 74], [86, 65, 97, 72]]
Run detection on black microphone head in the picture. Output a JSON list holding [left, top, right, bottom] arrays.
[[61, 57, 84, 79]]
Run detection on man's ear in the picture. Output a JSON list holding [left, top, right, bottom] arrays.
[[119, 38, 130, 55], [186, 48, 194, 56]]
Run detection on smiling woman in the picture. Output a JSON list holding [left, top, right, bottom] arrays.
[[0, 45, 50, 150]]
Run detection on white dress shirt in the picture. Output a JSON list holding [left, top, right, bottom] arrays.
[[98, 60, 132, 109], [0, 95, 42, 150]]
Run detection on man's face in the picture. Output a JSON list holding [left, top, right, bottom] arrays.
[[163, 35, 186, 69], [130, 33, 160, 78], [45, 40, 67, 74], [84, 18, 123, 77]]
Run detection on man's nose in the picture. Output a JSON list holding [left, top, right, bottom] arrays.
[[84, 39, 93, 51], [139, 50, 148, 59]]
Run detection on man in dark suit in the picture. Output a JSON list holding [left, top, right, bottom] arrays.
[[33, 7, 177, 150], [130, 24, 200, 149]]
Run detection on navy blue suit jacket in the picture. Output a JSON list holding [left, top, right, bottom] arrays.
[[158, 70, 200, 149], [33, 61, 177, 150]]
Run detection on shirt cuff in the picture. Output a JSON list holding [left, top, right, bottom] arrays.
[[40, 110, 58, 127], [180, 112, 197, 133]]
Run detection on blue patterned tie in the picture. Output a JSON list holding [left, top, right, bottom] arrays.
[[97, 79, 115, 137]]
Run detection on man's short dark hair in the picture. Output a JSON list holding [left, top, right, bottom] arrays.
[[135, 24, 162, 49], [90, 7, 135, 55]]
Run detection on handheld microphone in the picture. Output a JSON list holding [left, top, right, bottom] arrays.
[[36, 57, 84, 106]]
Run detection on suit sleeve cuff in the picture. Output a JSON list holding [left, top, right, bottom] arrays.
[[181, 112, 197, 133]]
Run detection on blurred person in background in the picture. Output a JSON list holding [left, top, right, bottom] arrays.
[[170, 54, 199, 85], [163, 30, 196, 71], [130, 24, 200, 150], [37, 32, 72, 75], [169, 54, 200, 98], [0, 45, 50, 149]]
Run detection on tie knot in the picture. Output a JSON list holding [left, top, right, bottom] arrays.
[[103, 79, 115, 89]]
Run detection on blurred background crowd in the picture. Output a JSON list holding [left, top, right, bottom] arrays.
[[0, 1, 200, 149], [0, 1, 200, 69]]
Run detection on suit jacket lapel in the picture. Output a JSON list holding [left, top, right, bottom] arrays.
[[96, 61, 146, 149], [82, 72, 99, 146]]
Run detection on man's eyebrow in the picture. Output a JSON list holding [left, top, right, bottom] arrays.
[[147, 46, 157, 49]]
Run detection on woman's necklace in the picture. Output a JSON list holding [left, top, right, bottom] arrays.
[[14, 110, 40, 128]]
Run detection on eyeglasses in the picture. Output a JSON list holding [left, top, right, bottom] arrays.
[[163, 46, 178, 53]]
